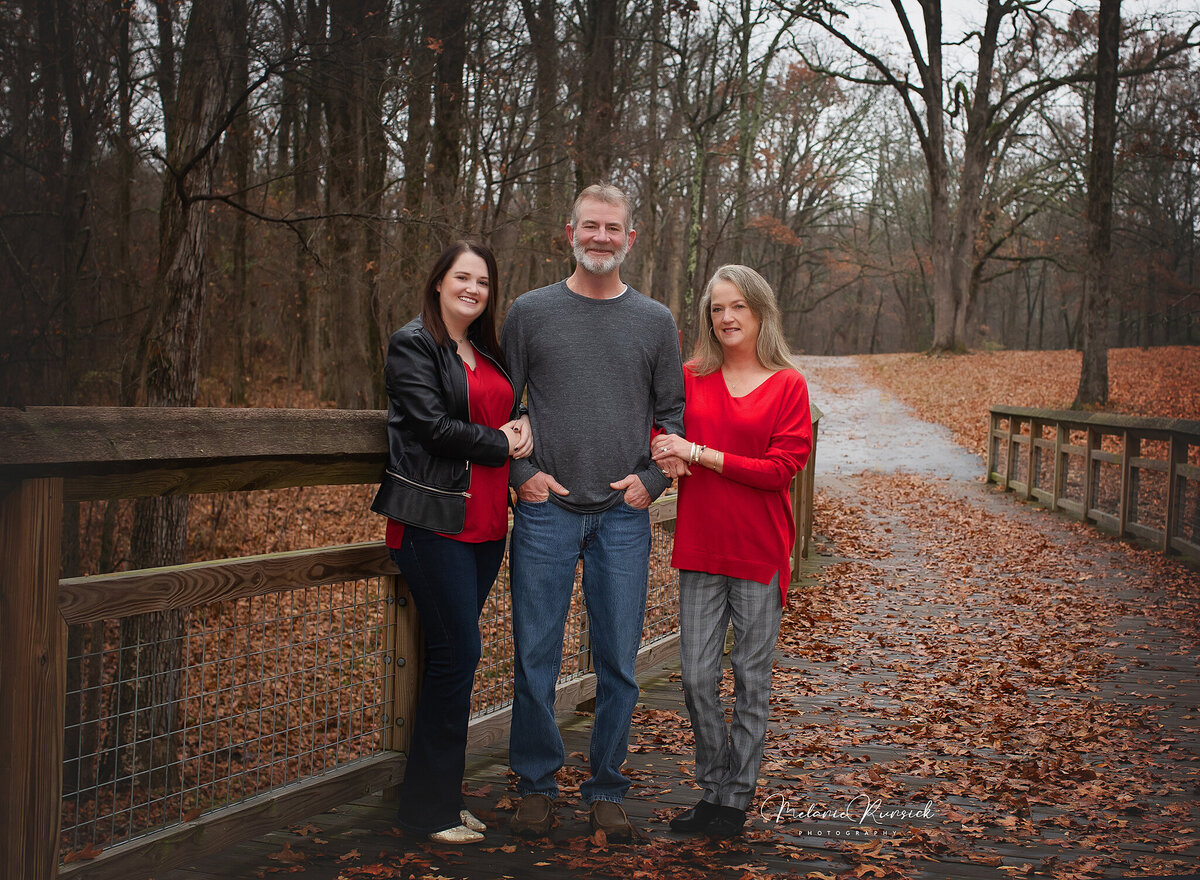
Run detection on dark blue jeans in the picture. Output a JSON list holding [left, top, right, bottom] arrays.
[[390, 528, 506, 835], [508, 499, 650, 803]]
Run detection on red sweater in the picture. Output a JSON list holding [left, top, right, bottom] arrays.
[[386, 353, 512, 547], [671, 365, 812, 603]]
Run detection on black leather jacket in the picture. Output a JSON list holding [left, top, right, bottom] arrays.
[[370, 316, 515, 535]]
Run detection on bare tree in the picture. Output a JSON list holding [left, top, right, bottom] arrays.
[[114, 0, 246, 788], [1076, 0, 1120, 406]]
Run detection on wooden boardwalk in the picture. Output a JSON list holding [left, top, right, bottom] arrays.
[[162, 475, 1200, 880]]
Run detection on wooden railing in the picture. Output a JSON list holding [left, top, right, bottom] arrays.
[[0, 404, 820, 880], [1, 408, 409, 880], [987, 405, 1200, 561]]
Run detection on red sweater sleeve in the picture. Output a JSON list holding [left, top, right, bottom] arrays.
[[720, 373, 812, 490]]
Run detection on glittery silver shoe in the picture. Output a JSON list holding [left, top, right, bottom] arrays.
[[459, 809, 486, 832], [428, 824, 484, 844]]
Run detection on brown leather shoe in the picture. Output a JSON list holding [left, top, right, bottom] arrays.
[[510, 793, 555, 837], [588, 800, 633, 841]]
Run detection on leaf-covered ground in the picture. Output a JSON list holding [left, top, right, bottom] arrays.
[[858, 347, 1200, 458]]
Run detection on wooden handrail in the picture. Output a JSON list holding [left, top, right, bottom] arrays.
[[988, 404, 1200, 439], [0, 407, 387, 500], [0, 403, 823, 879], [987, 406, 1200, 561]]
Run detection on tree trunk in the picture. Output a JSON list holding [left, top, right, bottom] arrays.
[[428, 0, 469, 229], [229, 5, 252, 404], [322, 0, 387, 408], [574, 0, 621, 187], [114, 0, 244, 791], [920, 2, 957, 353], [1076, 0, 1120, 407], [519, 0, 562, 289]]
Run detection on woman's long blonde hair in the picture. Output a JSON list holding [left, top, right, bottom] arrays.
[[690, 264, 795, 376]]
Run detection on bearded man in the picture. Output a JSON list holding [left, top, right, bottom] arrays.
[[499, 183, 685, 840]]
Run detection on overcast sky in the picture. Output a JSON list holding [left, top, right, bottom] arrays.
[[839, 0, 1200, 55]]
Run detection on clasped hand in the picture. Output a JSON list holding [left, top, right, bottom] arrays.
[[652, 433, 693, 479], [501, 414, 533, 459]]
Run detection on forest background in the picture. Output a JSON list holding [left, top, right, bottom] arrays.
[[5, 2, 1200, 849], [3, 0, 1199, 416]]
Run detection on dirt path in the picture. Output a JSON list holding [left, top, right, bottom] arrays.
[[746, 356, 1200, 877], [795, 355, 982, 482]]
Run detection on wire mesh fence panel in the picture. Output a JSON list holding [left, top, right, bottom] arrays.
[[1178, 473, 1200, 546], [60, 577, 392, 858]]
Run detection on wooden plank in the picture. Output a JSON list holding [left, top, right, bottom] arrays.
[[56, 753, 405, 880], [988, 405, 1200, 440], [1091, 449, 1121, 465], [1170, 533, 1200, 561], [801, 417, 818, 558], [1090, 508, 1119, 533], [1128, 456, 1168, 473], [58, 542, 397, 625], [384, 575, 421, 757], [1, 479, 65, 880], [0, 407, 385, 475], [648, 493, 677, 524], [63, 459, 382, 502], [1178, 460, 1200, 480], [1030, 487, 1052, 504], [1057, 497, 1084, 517], [1127, 520, 1165, 544]]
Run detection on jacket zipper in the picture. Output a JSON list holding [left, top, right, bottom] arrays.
[[385, 468, 471, 499], [460, 353, 472, 486]]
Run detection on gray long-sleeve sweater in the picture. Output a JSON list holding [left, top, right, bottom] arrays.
[[501, 280, 686, 513]]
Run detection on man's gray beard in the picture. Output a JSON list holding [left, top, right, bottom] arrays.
[[573, 241, 627, 275]]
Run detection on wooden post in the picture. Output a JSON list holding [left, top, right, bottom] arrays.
[[1004, 416, 1018, 490], [1164, 436, 1185, 554], [986, 412, 997, 480], [1082, 428, 1098, 522], [1119, 431, 1137, 538], [1025, 419, 1040, 500], [1, 479, 65, 880], [382, 573, 420, 802], [1052, 424, 1066, 512], [803, 419, 818, 558]]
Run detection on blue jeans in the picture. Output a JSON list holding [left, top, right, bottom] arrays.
[[390, 529, 506, 835], [508, 499, 650, 803]]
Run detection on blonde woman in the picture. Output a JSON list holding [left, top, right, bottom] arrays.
[[652, 265, 811, 838]]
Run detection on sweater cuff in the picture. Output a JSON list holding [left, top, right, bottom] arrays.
[[637, 465, 670, 501], [509, 458, 538, 490]]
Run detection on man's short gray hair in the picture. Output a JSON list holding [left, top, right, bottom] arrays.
[[571, 183, 634, 231]]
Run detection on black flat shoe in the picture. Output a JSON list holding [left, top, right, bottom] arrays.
[[669, 799, 719, 833], [705, 805, 746, 839]]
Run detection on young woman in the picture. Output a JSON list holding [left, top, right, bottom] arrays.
[[371, 241, 531, 844], [652, 265, 811, 839]]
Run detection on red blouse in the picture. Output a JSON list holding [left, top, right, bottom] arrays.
[[670, 365, 812, 603], [386, 353, 513, 547]]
